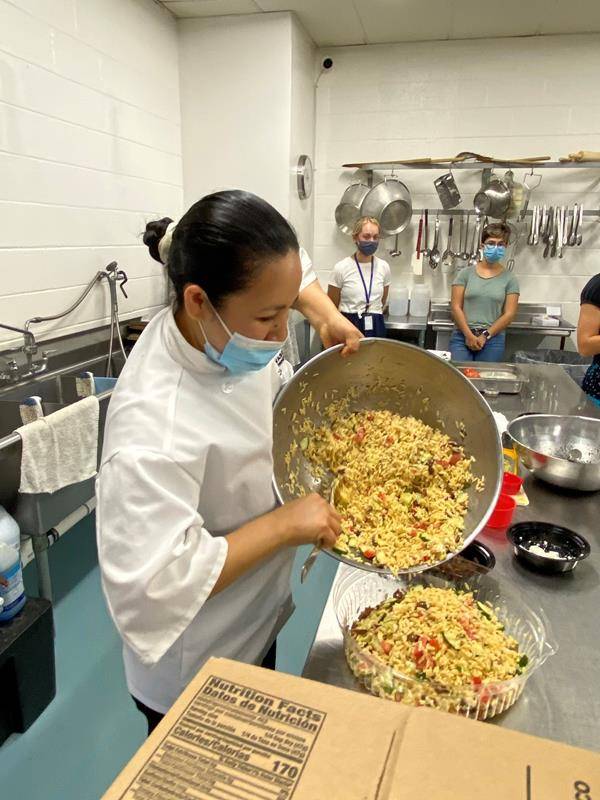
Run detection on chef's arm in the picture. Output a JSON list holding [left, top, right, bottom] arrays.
[[577, 303, 600, 356], [450, 285, 472, 337], [97, 452, 339, 665], [295, 279, 362, 356], [488, 294, 519, 337], [211, 495, 340, 595], [327, 285, 341, 309]]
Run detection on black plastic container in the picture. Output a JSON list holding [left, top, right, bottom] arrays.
[[432, 540, 496, 580], [507, 521, 590, 574]]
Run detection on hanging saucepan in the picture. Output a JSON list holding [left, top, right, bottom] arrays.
[[360, 177, 413, 236], [335, 183, 370, 235], [473, 175, 511, 219]]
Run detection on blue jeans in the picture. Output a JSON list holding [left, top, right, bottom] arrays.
[[450, 330, 506, 362]]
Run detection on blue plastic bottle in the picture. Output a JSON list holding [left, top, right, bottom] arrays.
[[0, 506, 26, 622]]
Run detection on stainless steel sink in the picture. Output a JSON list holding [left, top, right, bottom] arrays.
[[0, 374, 80, 406], [0, 343, 127, 535], [0, 399, 64, 438]]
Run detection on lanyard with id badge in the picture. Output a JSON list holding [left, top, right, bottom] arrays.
[[354, 255, 375, 331]]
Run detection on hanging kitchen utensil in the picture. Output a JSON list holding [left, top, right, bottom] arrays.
[[334, 182, 370, 235], [567, 204, 578, 246], [416, 214, 423, 258], [468, 214, 481, 267], [460, 213, 470, 261], [577, 204, 584, 246], [527, 205, 537, 246], [507, 219, 525, 271], [434, 170, 461, 210], [520, 169, 542, 221], [360, 177, 412, 237], [542, 206, 554, 259], [550, 207, 558, 258], [506, 243, 516, 272], [535, 205, 546, 246], [505, 170, 525, 219], [389, 234, 401, 257], [441, 216, 454, 272], [429, 215, 441, 270], [422, 209, 429, 256], [558, 206, 566, 259], [561, 206, 569, 249], [473, 172, 511, 219]]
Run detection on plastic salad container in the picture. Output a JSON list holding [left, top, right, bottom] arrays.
[[333, 569, 556, 721]]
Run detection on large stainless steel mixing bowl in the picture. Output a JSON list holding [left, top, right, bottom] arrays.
[[508, 414, 600, 491], [273, 339, 503, 574]]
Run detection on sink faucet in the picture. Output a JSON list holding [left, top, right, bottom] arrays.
[[0, 322, 51, 383]]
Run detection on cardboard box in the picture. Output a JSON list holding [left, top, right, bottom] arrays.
[[103, 658, 600, 800]]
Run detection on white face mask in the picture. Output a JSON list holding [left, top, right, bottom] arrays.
[[198, 300, 287, 374]]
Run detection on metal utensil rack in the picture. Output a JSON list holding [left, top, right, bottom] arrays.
[[342, 160, 600, 218], [400, 208, 599, 217], [344, 160, 600, 171]]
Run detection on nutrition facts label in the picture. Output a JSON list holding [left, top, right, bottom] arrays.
[[119, 674, 326, 800]]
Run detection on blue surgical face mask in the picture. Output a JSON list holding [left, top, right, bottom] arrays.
[[198, 300, 285, 375], [357, 239, 378, 256], [483, 243, 506, 264]]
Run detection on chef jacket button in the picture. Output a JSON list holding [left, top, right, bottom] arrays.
[[222, 381, 234, 394]]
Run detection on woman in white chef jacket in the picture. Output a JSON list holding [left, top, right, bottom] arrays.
[[327, 216, 391, 338], [97, 190, 352, 734]]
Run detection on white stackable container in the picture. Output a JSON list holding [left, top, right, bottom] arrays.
[[388, 287, 409, 317], [409, 284, 431, 318]]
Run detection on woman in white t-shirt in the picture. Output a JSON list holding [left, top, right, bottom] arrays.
[[327, 216, 391, 338]]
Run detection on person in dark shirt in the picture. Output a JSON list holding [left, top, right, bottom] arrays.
[[578, 273, 600, 406]]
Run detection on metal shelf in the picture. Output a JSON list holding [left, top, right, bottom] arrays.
[[409, 207, 600, 217], [343, 160, 600, 171]]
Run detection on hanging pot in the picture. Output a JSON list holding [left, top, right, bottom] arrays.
[[473, 173, 511, 219], [334, 183, 370, 235], [360, 177, 413, 237]]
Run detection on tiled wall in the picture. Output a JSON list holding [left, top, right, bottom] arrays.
[[0, 0, 183, 347], [314, 34, 600, 332]]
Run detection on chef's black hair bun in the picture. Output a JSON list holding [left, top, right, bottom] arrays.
[[143, 217, 174, 264]]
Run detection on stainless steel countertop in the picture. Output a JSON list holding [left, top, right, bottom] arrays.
[[429, 319, 575, 335], [302, 364, 600, 751], [385, 313, 428, 331], [428, 301, 576, 336]]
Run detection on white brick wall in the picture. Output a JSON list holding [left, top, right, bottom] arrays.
[[314, 34, 600, 333], [0, 0, 183, 347], [178, 14, 292, 214]]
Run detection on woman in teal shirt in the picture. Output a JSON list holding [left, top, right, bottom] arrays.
[[450, 222, 520, 362]]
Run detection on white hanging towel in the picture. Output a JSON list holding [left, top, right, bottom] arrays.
[[17, 396, 100, 494]]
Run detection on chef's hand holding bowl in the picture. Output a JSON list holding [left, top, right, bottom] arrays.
[[294, 275, 363, 357], [97, 189, 340, 735]]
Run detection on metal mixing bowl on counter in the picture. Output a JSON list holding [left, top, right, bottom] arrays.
[[507, 414, 600, 491], [333, 569, 557, 720], [272, 339, 503, 574]]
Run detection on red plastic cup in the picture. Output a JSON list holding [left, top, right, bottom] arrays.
[[501, 472, 524, 496], [487, 494, 517, 529]]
